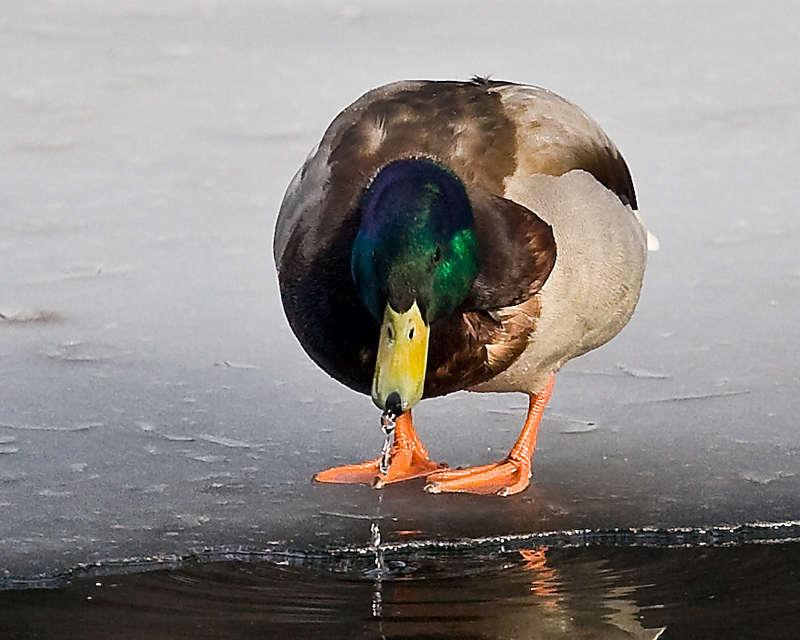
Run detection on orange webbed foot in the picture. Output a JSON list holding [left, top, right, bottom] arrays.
[[313, 410, 447, 488], [424, 458, 531, 496], [313, 449, 446, 487], [424, 375, 555, 497]]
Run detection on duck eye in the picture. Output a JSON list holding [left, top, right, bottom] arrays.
[[432, 245, 442, 264]]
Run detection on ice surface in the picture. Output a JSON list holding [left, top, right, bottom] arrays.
[[1, 0, 799, 578]]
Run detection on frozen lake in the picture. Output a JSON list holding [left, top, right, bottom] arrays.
[[1, 0, 799, 636]]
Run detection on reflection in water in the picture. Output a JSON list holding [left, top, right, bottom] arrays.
[[3, 541, 800, 639], [519, 547, 559, 606]]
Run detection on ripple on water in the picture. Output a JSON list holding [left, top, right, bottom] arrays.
[[1, 529, 799, 639]]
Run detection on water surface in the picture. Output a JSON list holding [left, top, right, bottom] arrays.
[[3, 535, 800, 639]]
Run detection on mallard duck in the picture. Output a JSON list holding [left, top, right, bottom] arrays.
[[273, 78, 653, 496]]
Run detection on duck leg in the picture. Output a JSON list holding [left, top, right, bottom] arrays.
[[424, 375, 555, 496], [313, 410, 447, 488]]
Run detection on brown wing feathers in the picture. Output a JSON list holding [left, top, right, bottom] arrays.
[[424, 191, 555, 398]]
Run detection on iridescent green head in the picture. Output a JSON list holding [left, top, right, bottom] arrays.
[[351, 157, 478, 324], [351, 158, 478, 415]]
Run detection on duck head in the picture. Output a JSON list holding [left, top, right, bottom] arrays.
[[351, 158, 478, 417]]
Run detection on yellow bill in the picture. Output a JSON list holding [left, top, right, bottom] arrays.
[[372, 300, 430, 415]]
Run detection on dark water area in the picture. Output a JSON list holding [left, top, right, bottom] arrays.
[[3, 534, 800, 639]]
